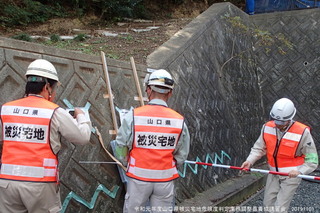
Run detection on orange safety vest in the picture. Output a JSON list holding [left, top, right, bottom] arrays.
[[263, 121, 307, 170], [0, 96, 59, 182], [126, 104, 184, 182]]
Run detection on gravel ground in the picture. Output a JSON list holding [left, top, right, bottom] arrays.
[[237, 171, 320, 213]]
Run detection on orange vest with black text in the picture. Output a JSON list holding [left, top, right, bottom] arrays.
[[126, 104, 184, 182], [264, 121, 307, 170], [0, 96, 59, 182]]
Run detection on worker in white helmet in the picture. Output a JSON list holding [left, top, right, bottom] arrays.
[[0, 59, 92, 212], [241, 98, 318, 213], [115, 69, 190, 213]]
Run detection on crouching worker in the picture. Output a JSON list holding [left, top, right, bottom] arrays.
[[0, 59, 92, 213], [115, 69, 190, 213], [241, 98, 318, 213]]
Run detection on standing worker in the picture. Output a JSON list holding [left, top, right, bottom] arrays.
[[115, 69, 190, 213], [0, 59, 92, 212], [241, 98, 318, 213]]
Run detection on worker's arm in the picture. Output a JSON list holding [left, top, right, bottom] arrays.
[[54, 107, 92, 144], [173, 122, 190, 166], [114, 110, 134, 166], [295, 128, 318, 175]]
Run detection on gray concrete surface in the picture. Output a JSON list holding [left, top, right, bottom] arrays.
[[176, 164, 268, 212], [239, 171, 320, 213], [0, 2, 319, 212]]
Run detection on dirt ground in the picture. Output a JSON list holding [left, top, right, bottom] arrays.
[[0, 1, 245, 65], [0, 1, 218, 65]]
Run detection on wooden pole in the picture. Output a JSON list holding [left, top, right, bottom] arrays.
[[101, 51, 118, 135], [130, 56, 145, 106], [185, 161, 320, 181]]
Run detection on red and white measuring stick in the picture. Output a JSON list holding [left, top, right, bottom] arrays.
[[184, 160, 320, 181]]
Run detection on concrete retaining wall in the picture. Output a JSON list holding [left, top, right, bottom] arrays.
[[148, 1, 319, 207], [0, 2, 319, 212], [0, 38, 147, 212], [252, 8, 320, 143], [147, 2, 264, 202]]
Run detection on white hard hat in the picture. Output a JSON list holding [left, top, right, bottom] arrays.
[[146, 69, 174, 93], [25, 59, 59, 82], [270, 98, 296, 121]]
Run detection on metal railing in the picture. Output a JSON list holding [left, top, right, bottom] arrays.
[[246, 0, 320, 15]]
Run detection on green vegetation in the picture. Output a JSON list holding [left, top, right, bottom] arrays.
[[41, 39, 94, 55], [73, 34, 89, 42], [11, 33, 33, 42], [121, 34, 134, 41], [38, 37, 118, 57], [106, 53, 120, 60], [0, 0, 146, 27], [92, 0, 145, 20], [2, 1, 246, 62], [0, 0, 65, 27], [43, 40, 73, 49], [224, 15, 294, 55], [220, 14, 294, 73], [50, 34, 61, 42], [1, 1, 244, 28]]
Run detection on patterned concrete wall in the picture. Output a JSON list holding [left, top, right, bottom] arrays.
[[147, 2, 320, 203], [252, 8, 320, 148], [0, 38, 147, 212], [147, 3, 264, 202], [0, 2, 319, 212]]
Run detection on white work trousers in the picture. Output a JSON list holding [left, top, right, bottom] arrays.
[[0, 179, 61, 213], [263, 174, 301, 213], [124, 177, 175, 213]]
